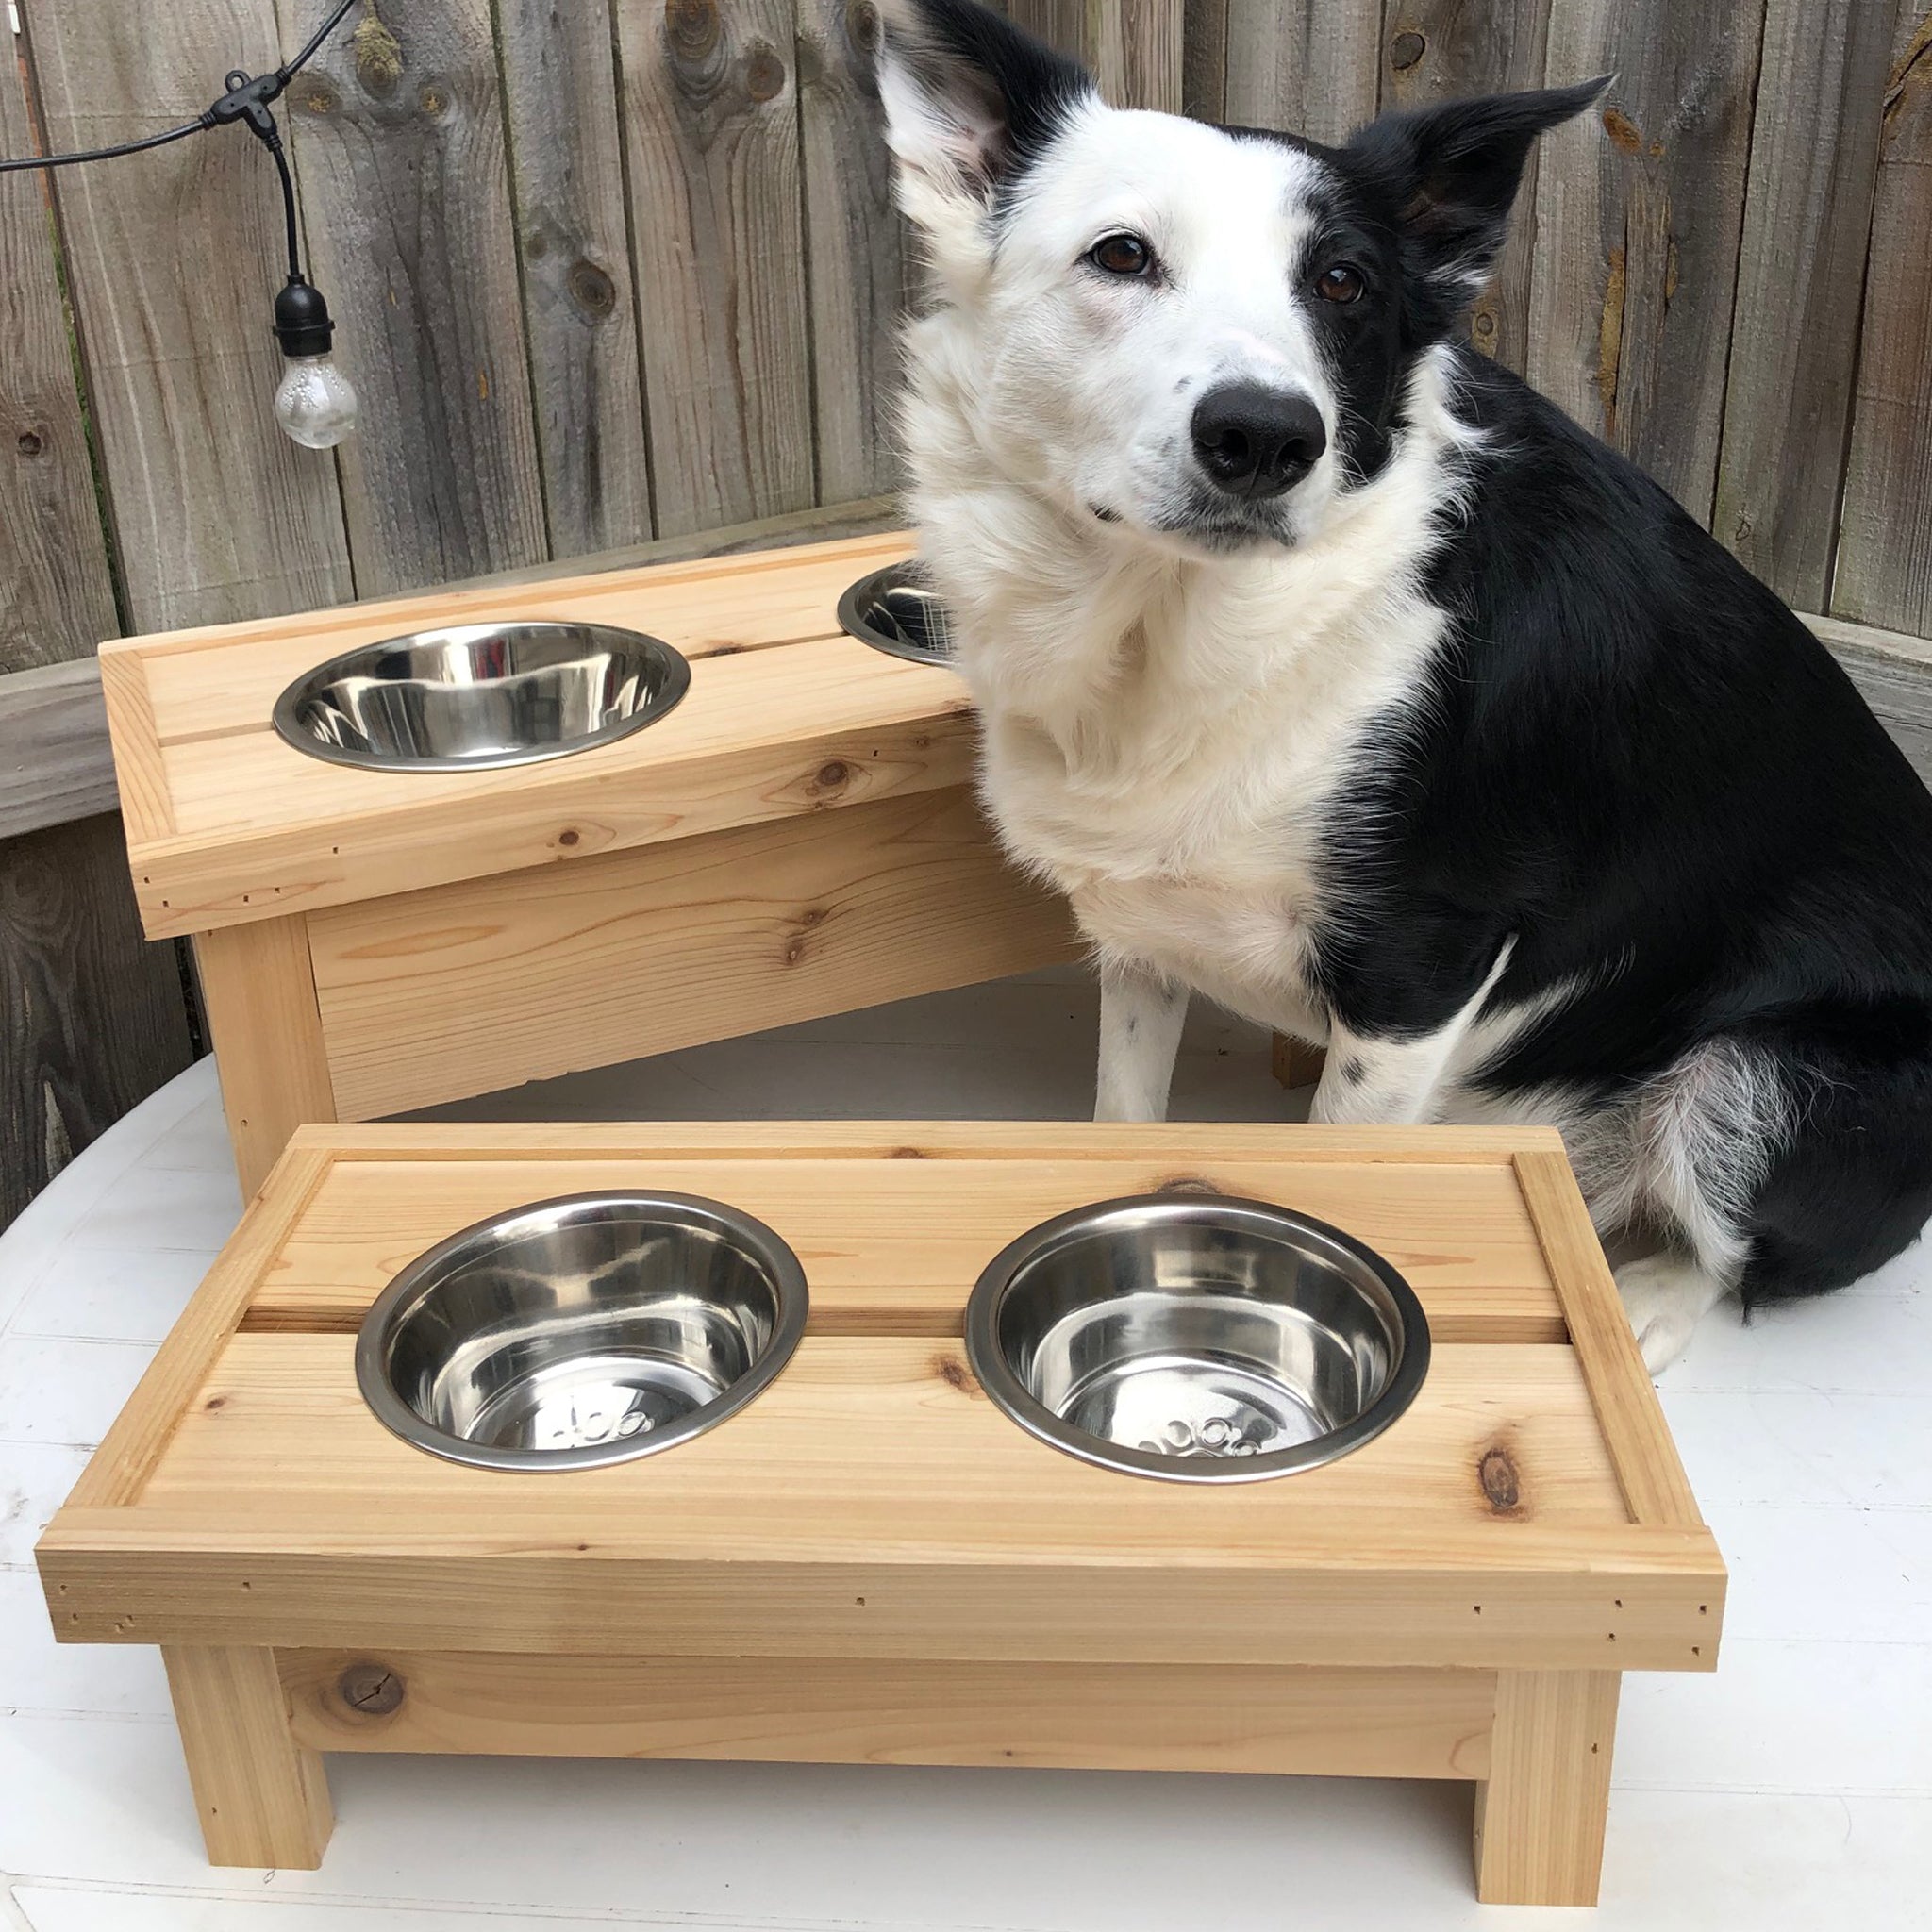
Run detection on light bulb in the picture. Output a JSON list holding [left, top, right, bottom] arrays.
[[275, 352, 358, 448]]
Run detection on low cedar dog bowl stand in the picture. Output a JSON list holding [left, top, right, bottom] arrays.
[[38, 1121, 1726, 1908], [98, 533, 1076, 1194]]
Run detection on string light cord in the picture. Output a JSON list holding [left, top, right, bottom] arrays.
[[0, 0, 358, 175]]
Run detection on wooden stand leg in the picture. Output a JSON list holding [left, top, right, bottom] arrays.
[[1474, 1670, 1619, 1907], [163, 1646, 333, 1869], [193, 913, 337, 1199], [1271, 1032, 1327, 1090]]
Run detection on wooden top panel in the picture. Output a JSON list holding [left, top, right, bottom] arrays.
[[104, 533, 937, 940], [254, 1154, 1562, 1342], [39, 1125, 1723, 1665]]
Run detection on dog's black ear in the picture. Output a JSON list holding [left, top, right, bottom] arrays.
[[875, 0, 1091, 204], [1349, 79, 1608, 323]]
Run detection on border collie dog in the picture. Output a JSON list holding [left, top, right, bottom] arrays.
[[875, 0, 1932, 1369]]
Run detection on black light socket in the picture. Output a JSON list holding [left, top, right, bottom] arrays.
[[273, 275, 334, 358]]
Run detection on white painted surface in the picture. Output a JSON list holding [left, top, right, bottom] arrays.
[[2, 971, 1927, 1928]]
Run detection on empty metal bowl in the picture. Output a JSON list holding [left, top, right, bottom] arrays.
[[356, 1191, 807, 1472], [837, 561, 955, 664], [966, 1195, 1429, 1484], [273, 622, 691, 772]]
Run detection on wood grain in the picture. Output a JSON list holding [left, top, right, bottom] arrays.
[[163, 1646, 332, 1870], [1474, 1669, 1618, 1906], [494, 0, 655, 558], [64, 1145, 331, 1509], [618, 0, 815, 535], [281, 1649, 1496, 1778], [0, 813, 194, 1230], [1380, 0, 1555, 374], [21, 0, 354, 631], [306, 786, 1077, 1118], [1529, 0, 1766, 523], [1833, 3, 1932, 637], [1712, 0, 1894, 608], [248, 1152, 1561, 1338], [1513, 1150, 1704, 1527], [1182, 0, 1229, 120], [274, 0, 549, 595], [193, 915, 336, 1196], [0, 659, 117, 840], [0, 40, 119, 675], [1222, 0, 1382, 142], [797, 0, 904, 500]]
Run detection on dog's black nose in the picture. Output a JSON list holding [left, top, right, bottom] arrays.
[[1191, 384, 1327, 499]]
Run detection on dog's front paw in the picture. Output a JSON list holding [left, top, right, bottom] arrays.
[[1613, 1254, 1721, 1374]]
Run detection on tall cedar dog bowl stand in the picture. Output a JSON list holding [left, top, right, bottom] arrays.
[[98, 533, 1077, 1193], [37, 1121, 1726, 1908]]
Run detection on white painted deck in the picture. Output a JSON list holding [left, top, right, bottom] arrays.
[[3, 972, 1927, 1929]]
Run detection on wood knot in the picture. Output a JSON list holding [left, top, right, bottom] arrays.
[[1478, 1445, 1524, 1514], [337, 1661, 405, 1716], [556, 827, 581, 848], [1472, 306, 1498, 341], [934, 1354, 971, 1391], [665, 0, 721, 64], [845, 0, 880, 50], [1601, 106, 1644, 154], [1388, 29, 1425, 71], [743, 40, 787, 102], [1155, 1174, 1223, 1197], [417, 82, 449, 117], [15, 429, 43, 458], [299, 79, 339, 115], [888, 1145, 929, 1159], [815, 759, 850, 791], [203, 1395, 226, 1411], [568, 259, 617, 318]]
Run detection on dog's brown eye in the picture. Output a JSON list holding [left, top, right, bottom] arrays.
[[1317, 263, 1364, 304], [1089, 234, 1154, 277]]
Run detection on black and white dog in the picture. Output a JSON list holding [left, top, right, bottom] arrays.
[[875, 0, 1932, 1370]]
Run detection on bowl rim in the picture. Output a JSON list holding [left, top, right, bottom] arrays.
[[836, 561, 955, 666], [964, 1191, 1431, 1485], [354, 1189, 809, 1474], [271, 620, 691, 774]]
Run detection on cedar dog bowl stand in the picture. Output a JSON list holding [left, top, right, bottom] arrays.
[[99, 534, 1075, 1193], [38, 1122, 1725, 1907]]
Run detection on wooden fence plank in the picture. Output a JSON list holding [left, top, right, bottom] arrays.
[[1712, 0, 1894, 610], [1182, 0, 1227, 120], [618, 0, 816, 537], [1528, 0, 1767, 525], [797, 0, 903, 501], [22, 0, 354, 631], [1381, 0, 1554, 375], [1092, 2, 1186, 113], [1222, 0, 1382, 143], [1833, 3, 1932, 637], [0, 38, 192, 1232], [0, 46, 119, 675], [0, 812, 193, 1231], [494, 0, 656, 558], [275, 0, 550, 595]]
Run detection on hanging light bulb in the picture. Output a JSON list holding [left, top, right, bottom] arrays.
[[272, 275, 358, 449]]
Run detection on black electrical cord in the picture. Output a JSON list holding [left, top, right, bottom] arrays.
[[0, 0, 358, 175]]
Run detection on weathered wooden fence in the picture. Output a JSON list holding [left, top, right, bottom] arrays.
[[2, 0, 1929, 1226]]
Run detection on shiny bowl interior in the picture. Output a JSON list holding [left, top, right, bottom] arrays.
[[356, 1192, 807, 1472], [837, 562, 955, 665], [966, 1195, 1429, 1483], [273, 622, 691, 773]]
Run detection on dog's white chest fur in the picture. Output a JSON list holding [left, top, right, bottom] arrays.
[[908, 348, 1468, 1038]]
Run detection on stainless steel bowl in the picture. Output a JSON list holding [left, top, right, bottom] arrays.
[[273, 622, 691, 773], [356, 1191, 807, 1472], [966, 1195, 1429, 1483], [837, 562, 955, 664]]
